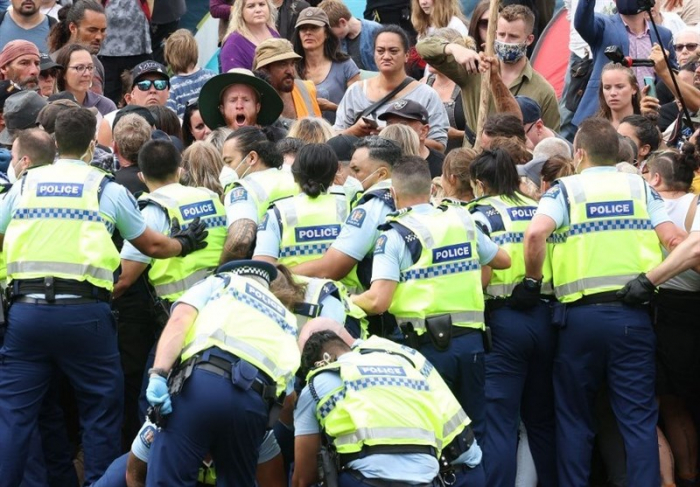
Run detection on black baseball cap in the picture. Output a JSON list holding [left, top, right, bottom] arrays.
[[39, 53, 62, 72], [131, 60, 169, 87], [515, 96, 542, 125], [378, 99, 429, 124], [327, 134, 359, 162]]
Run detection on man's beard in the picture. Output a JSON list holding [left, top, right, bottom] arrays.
[[277, 77, 294, 93], [19, 76, 39, 90]]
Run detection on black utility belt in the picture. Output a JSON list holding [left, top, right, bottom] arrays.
[[11, 277, 111, 303], [13, 296, 106, 305], [401, 318, 482, 352], [340, 444, 437, 467], [567, 291, 628, 308], [486, 295, 553, 312], [174, 353, 277, 402]]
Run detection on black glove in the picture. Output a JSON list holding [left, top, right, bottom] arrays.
[[170, 217, 209, 257], [616, 273, 656, 305], [510, 277, 542, 310]]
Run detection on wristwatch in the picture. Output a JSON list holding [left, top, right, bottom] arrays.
[[522, 277, 542, 291], [148, 367, 168, 379]]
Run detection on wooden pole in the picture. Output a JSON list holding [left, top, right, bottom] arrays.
[[473, 0, 501, 151]]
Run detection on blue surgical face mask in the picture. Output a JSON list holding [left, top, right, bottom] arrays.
[[494, 39, 528, 64]]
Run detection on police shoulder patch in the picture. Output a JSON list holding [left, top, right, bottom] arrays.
[[649, 187, 663, 202], [258, 212, 269, 231], [230, 187, 248, 203], [542, 185, 561, 199], [139, 424, 157, 449], [346, 208, 367, 228], [374, 234, 388, 254]]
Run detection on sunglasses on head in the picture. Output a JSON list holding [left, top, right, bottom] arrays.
[[135, 79, 169, 91], [674, 43, 699, 52]]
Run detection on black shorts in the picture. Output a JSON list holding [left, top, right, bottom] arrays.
[[654, 288, 700, 398]]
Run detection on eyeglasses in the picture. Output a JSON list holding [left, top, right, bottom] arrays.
[[69, 64, 95, 73], [674, 43, 699, 52], [135, 79, 169, 91], [477, 19, 488, 28]]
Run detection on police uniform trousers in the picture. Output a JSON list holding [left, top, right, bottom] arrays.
[[482, 301, 557, 487], [146, 347, 269, 486], [0, 301, 124, 486], [554, 303, 659, 487], [419, 332, 485, 442]]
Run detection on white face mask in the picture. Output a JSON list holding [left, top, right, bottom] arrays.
[[219, 165, 239, 188], [7, 162, 16, 184], [343, 176, 364, 200], [234, 153, 253, 179]]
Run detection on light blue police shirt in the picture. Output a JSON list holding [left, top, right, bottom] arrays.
[[120, 184, 178, 264], [331, 182, 394, 261], [294, 352, 439, 483], [371, 204, 500, 283], [536, 167, 670, 229], [253, 208, 282, 259], [224, 168, 285, 227], [0, 159, 146, 239]]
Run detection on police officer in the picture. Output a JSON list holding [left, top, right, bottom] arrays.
[[293, 136, 402, 291], [293, 329, 483, 487], [0, 107, 208, 486], [145, 260, 300, 485], [253, 143, 362, 292], [114, 139, 227, 302], [352, 157, 510, 443], [220, 126, 298, 263], [522, 118, 685, 487], [466, 149, 557, 487]]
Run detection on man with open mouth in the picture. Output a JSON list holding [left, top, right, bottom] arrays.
[[198, 67, 284, 136]]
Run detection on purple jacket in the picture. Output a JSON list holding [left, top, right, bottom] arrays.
[[220, 28, 280, 72]]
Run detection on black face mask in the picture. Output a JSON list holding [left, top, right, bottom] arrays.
[[616, 0, 641, 15]]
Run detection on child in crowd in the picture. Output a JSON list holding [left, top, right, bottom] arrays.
[[164, 29, 217, 118]]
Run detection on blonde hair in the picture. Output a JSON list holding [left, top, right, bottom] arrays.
[[287, 117, 335, 144], [379, 124, 421, 156], [205, 127, 234, 152], [164, 29, 199, 74], [113, 113, 152, 165], [318, 0, 352, 27], [411, 0, 467, 38], [224, 0, 278, 42], [181, 141, 225, 198]]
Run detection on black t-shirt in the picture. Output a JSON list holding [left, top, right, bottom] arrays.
[[346, 35, 364, 70], [426, 148, 445, 178], [115, 165, 148, 199]]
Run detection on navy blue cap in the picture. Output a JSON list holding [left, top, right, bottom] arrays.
[[217, 260, 278, 284], [515, 96, 542, 125]]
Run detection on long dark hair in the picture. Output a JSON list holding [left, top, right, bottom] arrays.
[[183, 100, 200, 148], [292, 24, 349, 79], [292, 143, 338, 198], [469, 148, 525, 203], [48, 0, 105, 53], [225, 126, 283, 169], [467, 0, 490, 52]]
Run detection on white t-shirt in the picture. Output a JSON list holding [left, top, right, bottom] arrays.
[[425, 16, 469, 37], [661, 193, 700, 292]]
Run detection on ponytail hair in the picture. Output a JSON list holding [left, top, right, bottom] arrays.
[[469, 148, 524, 202], [47, 0, 105, 54], [292, 143, 338, 198], [225, 126, 283, 169], [646, 143, 700, 192]]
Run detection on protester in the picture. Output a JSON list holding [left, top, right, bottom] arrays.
[[0, 40, 40, 90], [334, 25, 449, 151], [286, 116, 334, 143], [292, 7, 360, 124], [411, 0, 468, 39], [182, 100, 212, 148], [38, 52, 61, 97], [220, 0, 279, 72], [55, 43, 116, 115], [0, 0, 54, 52], [597, 63, 642, 128], [317, 0, 380, 71]]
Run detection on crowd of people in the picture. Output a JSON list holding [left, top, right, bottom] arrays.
[[0, 0, 700, 486]]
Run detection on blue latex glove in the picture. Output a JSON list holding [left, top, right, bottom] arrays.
[[146, 376, 172, 414], [451, 439, 483, 468]]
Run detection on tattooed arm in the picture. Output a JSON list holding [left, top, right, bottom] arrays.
[[220, 219, 257, 264]]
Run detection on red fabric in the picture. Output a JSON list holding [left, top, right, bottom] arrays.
[[531, 8, 570, 100]]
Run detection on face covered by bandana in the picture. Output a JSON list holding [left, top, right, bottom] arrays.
[[494, 39, 528, 63]]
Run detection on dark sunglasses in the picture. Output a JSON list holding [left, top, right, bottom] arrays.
[[40, 69, 59, 79], [674, 43, 699, 52], [477, 19, 488, 28], [135, 79, 169, 91]]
